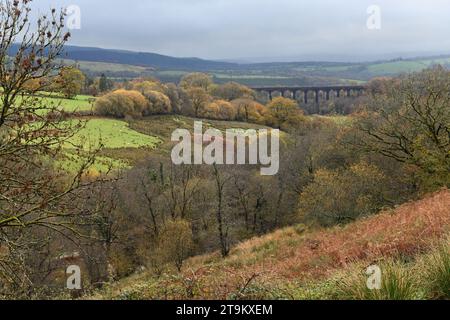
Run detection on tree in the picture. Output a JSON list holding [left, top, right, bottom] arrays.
[[132, 80, 166, 94], [265, 97, 305, 131], [56, 66, 86, 99], [186, 87, 210, 118], [130, 80, 172, 115], [165, 83, 182, 113], [99, 74, 114, 92], [356, 67, 450, 190], [299, 162, 386, 226], [156, 219, 194, 272], [211, 82, 254, 101], [143, 90, 172, 115], [203, 100, 237, 120], [0, 0, 99, 295], [212, 165, 231, 258], [232, 98, 266, 123], [23, 78, 42, 93], [180, 73, 213, 91]]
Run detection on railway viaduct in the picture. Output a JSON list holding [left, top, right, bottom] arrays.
[[251, 85, 366, 104]]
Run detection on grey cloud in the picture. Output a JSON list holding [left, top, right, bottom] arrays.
[[32, 0, 450, 61]]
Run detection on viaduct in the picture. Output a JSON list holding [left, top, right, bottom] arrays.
[[251, 85, 366, 104]]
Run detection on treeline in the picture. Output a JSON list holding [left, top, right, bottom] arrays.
[[92, 72, 306, 131], [34, 65, 364, 117]]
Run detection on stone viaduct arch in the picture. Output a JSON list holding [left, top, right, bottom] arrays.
[[251, 85, 365, 104]]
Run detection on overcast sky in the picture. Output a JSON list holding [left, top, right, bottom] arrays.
[[32, 0, 450, 62]]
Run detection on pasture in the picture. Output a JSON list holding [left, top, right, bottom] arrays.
[[13, 93, 95, 114], [58, 118, 163, 173], [65, 118, 163, 150], [41, 94, 94, 113]]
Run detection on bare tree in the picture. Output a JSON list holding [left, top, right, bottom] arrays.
[[0, 0, 99, 295], [212, 164, 230, 257]]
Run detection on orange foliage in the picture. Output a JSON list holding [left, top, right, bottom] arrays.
[[181, 190, 450, 297]]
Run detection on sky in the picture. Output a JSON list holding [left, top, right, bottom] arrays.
[[31, 0, 450, 62]]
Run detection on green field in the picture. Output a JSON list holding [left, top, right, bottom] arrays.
[[62, 58, 151, 74], [12, 93, 95, 113], [60, 116, 272, 171], [65, 118, 163, 150], [367, 57, 450, 75], [57, 118, 163, 173], [44, 94, 94, 112]]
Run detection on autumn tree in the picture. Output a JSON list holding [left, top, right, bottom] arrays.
[[265, 97, 305, 131], [56, 66, 86, 99], [356, 67, 450, 190], [232, 98, 266, 123], [186, 87, 210, 118], [211, 82, 254, 101], [156, 219, 194, 272], [299, 162, 386, 226], [132, 80, 166, 94], [203, 100, 237, 120], [165, 83, 182, 113], [129, 80, 172, 114], [180, 72, 213, 91], [143, 90, 172, 115]]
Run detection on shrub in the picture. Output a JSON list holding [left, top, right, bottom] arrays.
[[95, 89, 148, 118], [143, 90, 172, 115]]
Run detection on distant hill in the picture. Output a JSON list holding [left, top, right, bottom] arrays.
[[8, 44, 239, 71], [60, 45, 240, 71], [9, 44, 449, 85]]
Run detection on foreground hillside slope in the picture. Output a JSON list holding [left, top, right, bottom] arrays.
[[94, 190, 450, 300]]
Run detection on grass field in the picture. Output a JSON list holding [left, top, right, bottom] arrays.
[[65, 118, 163, 150], [58, 118, 163, 173], [44, 94, 94, 112], [62, 58, 151, 75], [13, 93, 95, 113], [367, 57, 450, 75]]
